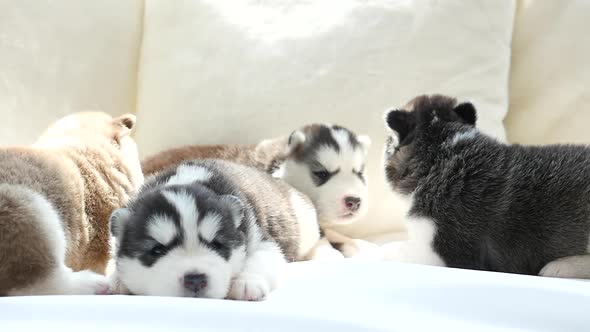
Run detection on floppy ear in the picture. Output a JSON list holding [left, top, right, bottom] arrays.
[[220, 195, 245, 228], [385, 110, 415, 143], [110, 208, 131, 238], [286, 130, 306, 155], [453, 102, 477, 126], [357, 135, 371, 154], [113, 114, 136, 139]]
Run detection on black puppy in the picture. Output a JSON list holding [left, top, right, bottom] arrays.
[[382, 94, 590, 279]]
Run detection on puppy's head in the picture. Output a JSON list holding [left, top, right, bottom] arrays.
[[40, 111, 136, 145], [38, 111, 143, 187], [383, 94, 478, 194], [110, 183, 247, 298], [274, 124, 371, 226]]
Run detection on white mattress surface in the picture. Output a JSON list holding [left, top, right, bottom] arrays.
[[0, 260, 588, 331]]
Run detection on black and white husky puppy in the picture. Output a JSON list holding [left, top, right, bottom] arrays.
[[382, 94, 590, 279], [109, 159, 320, 300]]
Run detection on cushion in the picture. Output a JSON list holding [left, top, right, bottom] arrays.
[[134, 0, 516, 239], [505, 0, 590, 145], [0, 0, 143, 145]]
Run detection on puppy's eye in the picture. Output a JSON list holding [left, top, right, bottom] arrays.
[[313, 171, 331, 182], [210, 239, 225, 251], [149, 244, 166, 257], [354, 166, 365, 175]]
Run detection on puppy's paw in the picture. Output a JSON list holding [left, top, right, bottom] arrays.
[[540, 256, 590, 279], [71, 270, 111, 295], [227, 273, 270, 301], [309, 246, 345, 261], [107, 271, 130, 295], [339, 239, 383, 260]]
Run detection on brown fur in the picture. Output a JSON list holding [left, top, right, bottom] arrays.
[[0, 112, 143, 294], [141, 136, 289, 177]]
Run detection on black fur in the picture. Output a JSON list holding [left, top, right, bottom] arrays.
[[384, 94, 590, 275]]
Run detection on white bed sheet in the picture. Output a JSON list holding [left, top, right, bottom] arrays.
[[0, 260, 588, 331]]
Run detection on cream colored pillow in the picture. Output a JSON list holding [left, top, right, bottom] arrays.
[[135, 0, 516, 239], [506, 0, 590, 145], [0, 0, 143, 145]]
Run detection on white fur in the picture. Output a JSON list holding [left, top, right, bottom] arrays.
[[383, 215, 445, 266], [357, 135, 372, 151], [330, 128, 351, 150], [306, 237, 344, 260], [199, 213, 222, 243], [338, 238, 383, 260], [287, 131, 306, 153], [227, 241, 286, 301], [166, 164, 211, 186], [289, 189, 321, 260], [5, 186, 108, 295], [163, 190, 199, 248], [148, 215, 178, 246], [323, 228, 383, 260], [539, 255, 590, 279]]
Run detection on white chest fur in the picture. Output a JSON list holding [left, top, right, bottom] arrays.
[[382, 194, 446, 266]]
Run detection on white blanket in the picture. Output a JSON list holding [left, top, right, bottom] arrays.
[[1, 261, 588, 331]]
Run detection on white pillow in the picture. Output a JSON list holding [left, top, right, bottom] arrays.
[[0, 0, 142, 145], [135, 0, 516, 239], [505, 0, 590, 145]]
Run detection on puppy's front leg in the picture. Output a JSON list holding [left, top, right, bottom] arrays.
[[324, 229, 382, 259], [107, 269, 130, 295], [305, 237, 345, 260], [381, 217, 446, 266], [227, 241, 286, 301]]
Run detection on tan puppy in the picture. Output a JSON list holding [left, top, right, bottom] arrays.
[[141, 137, 288, 176], [0, 112, 143, 296]]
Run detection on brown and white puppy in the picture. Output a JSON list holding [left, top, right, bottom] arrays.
[[141, 138, 288, 177], [0, 112, 143, 296]]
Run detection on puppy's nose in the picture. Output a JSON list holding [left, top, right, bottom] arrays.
[[344, 196, 361, 212], [184, 273, 208, 293]]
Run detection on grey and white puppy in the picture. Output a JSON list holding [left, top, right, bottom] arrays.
[[109, 159, 320, 300], [383, 94, 590, 279]]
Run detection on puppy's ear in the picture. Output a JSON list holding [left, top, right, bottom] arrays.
[[113, 114, 136, 139], [385, 110, 415, 144], [220, 195, 245, 228], [286, 130, 306, 155], [453, 102, 477, 126], [357, 135, 371, 154], [110, 208, 131, 238]]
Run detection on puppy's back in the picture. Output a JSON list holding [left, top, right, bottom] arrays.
[[186, 159, 313, 261], [141, 137, 289, 177], [0, 148, 85, 293]]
